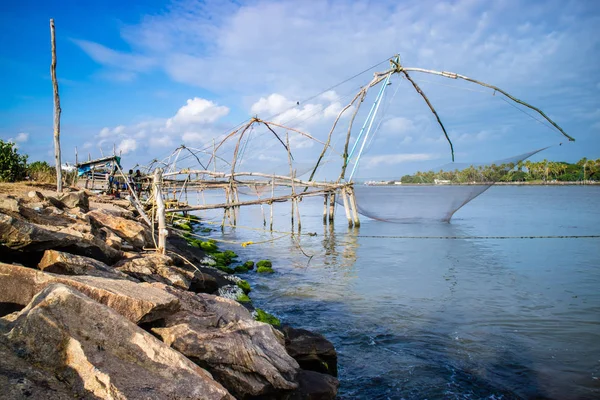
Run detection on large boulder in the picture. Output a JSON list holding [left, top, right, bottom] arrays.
[[0, 194, 21, 213], [2, 284, 233, 399], [116, 253, 219, 294], [56, 190, 89, 211], [0, 335, 75, 399], [88, 208, 152, 249], [89, 201, 134, 219], [115, 253, 190, 289], [99, 226, 123, 250], [288, 370, 340, 400], [37, 249, 129, 279], [0, 262, 179, 324], [283, 326, 338, 377], [0, 212, 121, 265], [151, 285, 300, 399]]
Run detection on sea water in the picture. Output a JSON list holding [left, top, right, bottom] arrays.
[[194, 185, 600, 399]]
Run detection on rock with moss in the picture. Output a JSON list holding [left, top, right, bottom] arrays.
[[236, 280, 251, 294], [223, 250, 238, 259], [236, 293, 251, 303], [243, 261, 255, 270], [216, 265, 235, 274], [201, 227, 212, 233], [257, 266, 274, 274], [256, 260, 272, 269], [234, 265, 249, 274], [200, 241, 218, 253], [212, 252, 233, 265], [173, 220, 193, 232], [254, 308, 281, 327]]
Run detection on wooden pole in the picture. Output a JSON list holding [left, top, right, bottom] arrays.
[[153, 168, 167, 253], [323, 194, 329, 224], [341, 187, 353, 227], [50, 19, 62, 193], [329, 193, 336, 222], [270, 176, 275, 231], [348, 187, 360, 227]]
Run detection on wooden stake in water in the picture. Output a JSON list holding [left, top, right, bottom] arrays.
[[329, 193, 336, 222], [323, 194, 329, 224], [341, 187, 353, 227], [348, 186, 361, 227], [270, 175, 275, 231]]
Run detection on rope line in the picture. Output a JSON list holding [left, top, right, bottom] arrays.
[[355, 234, 600, 240]]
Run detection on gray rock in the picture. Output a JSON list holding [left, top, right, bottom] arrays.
[[283, 325, 338, 377], [115, 253, 191, 289], [0, 335, 74, 399], [0, 262, 179, 324], [3, 284, 233, 399], [88, 208, 152, 249], [56, 191, 89, 211], [37, 249, 129, 279], [287, 370, 339, 400], [0, 211, 122, 265], [99, 226, 123, 250], [0, 194, 21, 213], [151, 284, 300, 398]]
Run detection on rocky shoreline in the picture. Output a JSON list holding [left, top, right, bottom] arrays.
[[0, 182, 338, 399]]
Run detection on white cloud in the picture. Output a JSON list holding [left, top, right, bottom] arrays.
[[68, 1, 600, 170], [181, 131, 207, 143], [363, 153, 438, 168], [150, 136, 173, 148], [89, 97, 231, 163], [250, 93, 296, 116], [9, 132, 29, 143], [382, 117, 416, 134], [72, 39, 155, 72], [454, 130, 493, 142], [166, 98, 229, 128], [117, 138, 137, 154]]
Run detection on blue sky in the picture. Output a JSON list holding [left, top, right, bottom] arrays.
[[1, 0, 599, 179]]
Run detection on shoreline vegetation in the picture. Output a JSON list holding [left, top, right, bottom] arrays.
[[0, 181, 339, 399], [363, 158, 600, 186]]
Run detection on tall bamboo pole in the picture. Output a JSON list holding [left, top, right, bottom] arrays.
[[50, 19, 62, 193], [153, 168, 167, 253]]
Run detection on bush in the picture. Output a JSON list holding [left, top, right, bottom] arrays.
[[0, 140, 27, 182], [27, 160, 57, 183]]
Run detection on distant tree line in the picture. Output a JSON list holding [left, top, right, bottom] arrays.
[[400, 158, 600, 184]]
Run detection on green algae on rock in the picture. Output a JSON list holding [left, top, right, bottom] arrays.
[[234, 265, 249, 274], [236, 293, 251, 303], [257, 266, 274, 274], [243, 261, 255, 270], [254, 308, 281, 327], [236, 279, 251, 294], [256, 260, 272, 269]]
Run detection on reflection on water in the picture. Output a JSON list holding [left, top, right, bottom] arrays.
[[195, 186, 600, 399]]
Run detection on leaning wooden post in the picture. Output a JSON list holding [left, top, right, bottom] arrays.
[[328, 193, 336, 222], [348, 186, 361, 227], [153, 168, 167, 254], [50, 19, 62, 193], [341, 187, 353, 227]]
